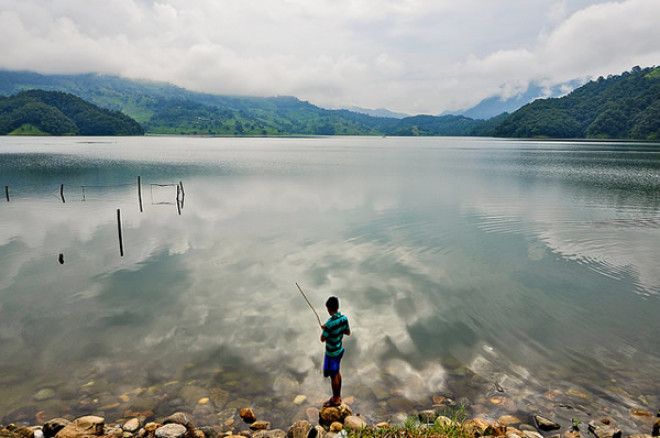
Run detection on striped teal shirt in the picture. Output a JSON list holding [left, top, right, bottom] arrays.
[[322, 312, 350, 357]]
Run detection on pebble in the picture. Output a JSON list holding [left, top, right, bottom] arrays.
[[155, 424, 187, 438], [198, 398, 210, 405], [33, 389, 56, 401], [499, 416, 522, 426], [292, 395, 306, 406], [249, 421, 269, 431], [123, 419, 141, 433], [343, 416, 366, 430]]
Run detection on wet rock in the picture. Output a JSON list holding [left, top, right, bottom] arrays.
[[534, 416, 560, 432], [318, 405, 352, 427], [519, 425, 536, 432], [155, 425, 187, 438], [628, 435, 652, 438], [55, 416, 105, 438], [587, 419, 621, 438], [306, 426, 325, 438], [13, 427, 35, 438], [209, 389, 229, 409], [522, 431, 544, 438], [34, 389, 56, 401], [498, 416, 521, 427], [180, 386, 208, 406], [239, 409, 257, 424], [123, 420, 141, 434], [44, 419, 71, 438], [249, 423, 269, 432], [164, 413, 195, 431], [375, 422, 389, 429], [286, 421, 311, 438], [343, 416, 366, 430], [418, 410, 437, 423], [564, 431, 581, 438], [293, 396, 306, 406], [197, 398, 210, 405], [653, 419, 660, 437], [328, 424, 342, 433], [464, 418, 492, 436], [198, 427, 217, 438], [252, 431, 285, 438]]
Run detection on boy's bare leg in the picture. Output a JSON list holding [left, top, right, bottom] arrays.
[[331, 372, 342, 404]]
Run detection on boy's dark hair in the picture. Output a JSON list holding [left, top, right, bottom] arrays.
[[325, 296, 339, 311]]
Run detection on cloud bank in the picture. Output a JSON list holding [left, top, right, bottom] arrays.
[[0, 0, 659, 114]]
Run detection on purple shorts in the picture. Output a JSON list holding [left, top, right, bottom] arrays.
[[323, 351, 344, 378]]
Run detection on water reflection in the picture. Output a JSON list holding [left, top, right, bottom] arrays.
[[0, 137, 658, 431]]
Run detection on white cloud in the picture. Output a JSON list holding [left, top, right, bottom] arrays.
[[0, 0, 658, 113]]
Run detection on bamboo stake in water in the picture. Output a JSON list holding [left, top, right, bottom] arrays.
[[4, 186, 8, 202], [60, 184, 65, 203], [296, 282, 322, 328], [117, 208, 124, 257], [137, 176, 143, 212]]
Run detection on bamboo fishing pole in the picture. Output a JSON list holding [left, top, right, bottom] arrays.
[[296, 282, 323, 328]]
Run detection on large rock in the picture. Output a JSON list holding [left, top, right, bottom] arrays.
[[343, 417, 366, 430], [55, 416, 105, 438], [240, 409, 257, 424], [43, 419, 71, 438], [587, 419, 621, 438], [499, 416, 522, 427], [154, 425, 186, 438], [318, 405, 352, 427], [163, 413, 195, 431], [535, 416, 561, 432], [286, 421, 311, 438]]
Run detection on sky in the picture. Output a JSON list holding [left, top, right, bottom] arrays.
[[0, 0, 659, 114]]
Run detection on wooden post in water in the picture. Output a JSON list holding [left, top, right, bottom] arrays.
[[4, 186, 8, 202], [117, 208, 124, 257], [176, 185, 182, 215], [179, 181, 185, 199], [137, 176, 143, 212], [60, 184, 65, 203]]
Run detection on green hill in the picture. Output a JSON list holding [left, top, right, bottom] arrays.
[[0, 70, 485, 136], [0, 90, 144, 136], [493, 66, 660, 140]]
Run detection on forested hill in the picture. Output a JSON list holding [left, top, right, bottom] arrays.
[[0, 90, 144, 136], [0, 70, 483, 136], [493, 66, 660, 140], [0, 66, 658, 139]]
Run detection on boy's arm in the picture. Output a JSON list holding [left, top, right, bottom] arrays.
[[320, 325, 328, 342], [344, 319, 351, 336]]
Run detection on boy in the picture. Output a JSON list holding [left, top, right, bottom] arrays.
[[320, 296, 351, 407]]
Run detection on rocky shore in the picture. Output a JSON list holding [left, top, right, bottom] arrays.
[[1, 398, 657, 438]]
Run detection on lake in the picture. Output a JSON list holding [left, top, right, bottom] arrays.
[[0, 136, 658, 431]]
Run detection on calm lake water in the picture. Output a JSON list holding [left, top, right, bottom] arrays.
[[0, 136, 658, 431]]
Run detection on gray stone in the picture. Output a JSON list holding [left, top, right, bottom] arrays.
[[163, 413, 195, 431], [155, 425, 187, 438], [535, 416, 561, 432], [519, 425, 537, 432], [343, 417, 366, 430], [123, 420, 141, 434]]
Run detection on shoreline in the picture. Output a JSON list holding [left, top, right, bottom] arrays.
[[1, 397, 657, 438]]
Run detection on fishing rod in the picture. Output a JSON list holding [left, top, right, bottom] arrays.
[[296, 282, 323, 328]]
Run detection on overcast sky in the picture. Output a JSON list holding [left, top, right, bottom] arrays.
[[1, 0, 659, 114]]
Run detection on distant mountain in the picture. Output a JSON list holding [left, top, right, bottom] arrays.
[[459, 81, 583, 120], [345, 106, 410, 119], [0, 70, 483, 136], [493, 66, 660, 140], [0, 90, 144, 136]]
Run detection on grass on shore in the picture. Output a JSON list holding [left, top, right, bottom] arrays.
[[347, 406, 472, 438]]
